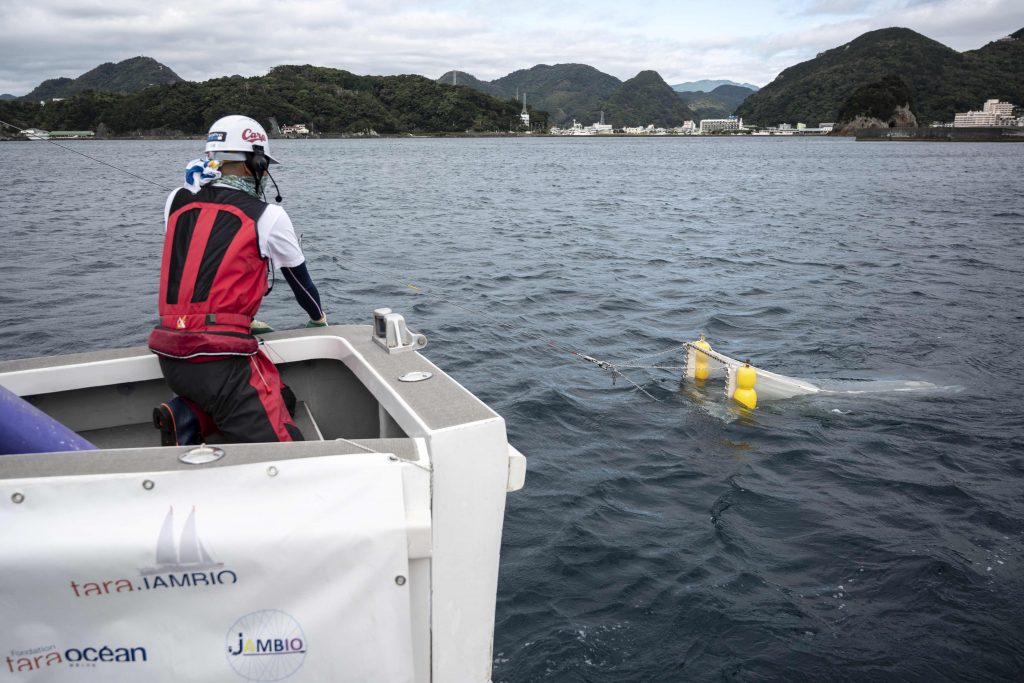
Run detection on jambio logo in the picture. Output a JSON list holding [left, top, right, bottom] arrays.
[[241, 128, 267, 143], [69, 506, 238, 598], [226, 610, 307, 681], [5, 644, 147, 674]]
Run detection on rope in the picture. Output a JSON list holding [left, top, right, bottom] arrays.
[[0, 119, 172, 192], [306, 244, 676, 401], [337, 436, 434, 473]]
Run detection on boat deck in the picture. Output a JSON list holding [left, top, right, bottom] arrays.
[[0, 324, 498, 452], [78, 400, 326, 449]]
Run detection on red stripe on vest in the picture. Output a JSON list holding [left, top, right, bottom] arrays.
[[151, 191, 268, 360], [175, 206, 218, 306]]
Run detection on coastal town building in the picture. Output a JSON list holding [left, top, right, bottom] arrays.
[[955, 110, 1000, 126], [280, 123, 310, 136], [982, 99, 1015, 117], [590, 111, 613, 134], [751, 122, 832, 135], [953, 99, 1020, 127], [699, 116, 743, 133], [549, 117, 614, 135], [48, 130, 95, 139]]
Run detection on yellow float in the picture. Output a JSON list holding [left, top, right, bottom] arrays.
[[733, 363, 757, 409], [692, 335, 712, 381]]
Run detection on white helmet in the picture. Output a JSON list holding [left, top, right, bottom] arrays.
[[205, 115, 279, 164]]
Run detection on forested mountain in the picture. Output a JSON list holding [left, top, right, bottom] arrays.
[[736, 27, 1024, 125], [435, 63, 701, 126], [676, 84, 755, 119], [672, 79, 759, 92], [436, 71, 506, 99], [492, 64, 623, 124], [0, 65, 535, 136], [603, 71, 695, 127], [22, 57, 183, 101], [437, 63, 623, 124]]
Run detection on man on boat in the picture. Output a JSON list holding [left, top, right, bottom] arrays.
[[148, 115, 326, 443]]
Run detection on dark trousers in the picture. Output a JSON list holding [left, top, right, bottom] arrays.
[[159, 351, 302, 443]]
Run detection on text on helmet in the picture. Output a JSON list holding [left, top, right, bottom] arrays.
[[241, 128, 267, 143]]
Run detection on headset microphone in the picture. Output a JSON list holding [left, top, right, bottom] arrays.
[[266, 169, 283, 203], [249, 145, 282, 203]]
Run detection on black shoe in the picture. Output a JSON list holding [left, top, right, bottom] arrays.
[[153, 404, 177, 447], [281, 384, 297, 417]]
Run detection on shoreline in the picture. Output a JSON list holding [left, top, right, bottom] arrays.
[[854, 126, 1024, 142], [6, 127, 1022, 142]]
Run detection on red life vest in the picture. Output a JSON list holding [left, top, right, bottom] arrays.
[[148, 186, 269, 361]]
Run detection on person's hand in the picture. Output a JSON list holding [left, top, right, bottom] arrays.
[[305, 316, 328, 328], [250, 320, 275, 334]]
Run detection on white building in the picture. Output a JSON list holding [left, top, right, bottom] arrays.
[[954, 99, 1019, 127], [699, 117, 743, 133], [588, 111, 613, 134], [624, 124, 656, 135], [983, 99, 1015, 117], [954, 111, 999, 126]]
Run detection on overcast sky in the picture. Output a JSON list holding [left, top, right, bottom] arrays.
[[0, 0, 1021, 95]]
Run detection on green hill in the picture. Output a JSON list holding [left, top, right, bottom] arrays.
[[736, 27, 1024, 125], [834, 74, 918, 133], [0, 64, 533, 136], [436, 71, 507, 99], [673, 79, 760, 92], [603, 70, 695, 127], [961, 28, 1024, 109], [435, 64, 702, 126], [677, 84, 755, 120], [438, 63, 622, 125], [22, 57, 184, 101]]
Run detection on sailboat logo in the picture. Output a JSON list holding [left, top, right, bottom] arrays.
[[140, 506, 224, 575]]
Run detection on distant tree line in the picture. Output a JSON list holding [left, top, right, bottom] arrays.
[[0, 65, 545, 136]]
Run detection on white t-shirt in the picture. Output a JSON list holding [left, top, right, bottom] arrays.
[[163, 187, 306, 268]]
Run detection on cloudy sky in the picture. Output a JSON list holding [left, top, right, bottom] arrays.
[[0, 0, 1020, 95]]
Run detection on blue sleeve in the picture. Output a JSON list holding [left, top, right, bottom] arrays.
[[280, 263, 324, 321]]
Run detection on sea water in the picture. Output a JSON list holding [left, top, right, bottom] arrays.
[[2, 137, 1022, 681]]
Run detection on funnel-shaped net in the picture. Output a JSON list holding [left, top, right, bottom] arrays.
[[684, 342, 819, 402]]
